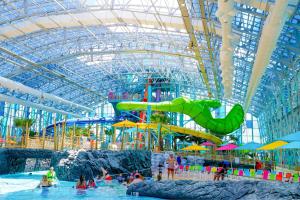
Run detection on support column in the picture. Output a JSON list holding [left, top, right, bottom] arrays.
[[100, 103, 104, 149], [53, 117, 57, 151], [61, 116, 66, 151], [96, 124, 99, 150], [121, 128, 124, 150], [42, 128, 46, 149], [251, 115, 254, 142], [113, 127, 116, 143], [38, 110, 42, 136], [135, 126, 139, 150], [146, 84, 152, 150], [25, 122, 29, 148], [6, 125, 10, 147], [147, 128, 151, 150], [71, 123, 75, 149], [3, 103, 12, 139], [57, 124, 61, 151]]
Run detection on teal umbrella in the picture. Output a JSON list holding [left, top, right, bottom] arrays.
[[279, 131, 300, 142], [235, 142, 262, 150], [279, 141, 300, 149]]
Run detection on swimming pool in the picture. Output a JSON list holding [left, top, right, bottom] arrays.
[[0, 171, 160, 200]]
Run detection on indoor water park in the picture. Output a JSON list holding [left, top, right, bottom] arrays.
[[0, 0, 299, 199]]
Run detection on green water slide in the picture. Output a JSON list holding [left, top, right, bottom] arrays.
[[116, 97, 245, 135]]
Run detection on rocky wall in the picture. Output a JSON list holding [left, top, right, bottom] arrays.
[[52, 150, 152, 181], [127, 180, 300, 200]]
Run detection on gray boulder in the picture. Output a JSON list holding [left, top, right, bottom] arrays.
[[127, 180, 300, 200], [52, 150, 151, 181], [0, 148, 53, 174]]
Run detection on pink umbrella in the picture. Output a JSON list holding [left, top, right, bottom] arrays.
[[216, 144, 238, 168], [201, 141, 215, 146], [216, 143, 238, 151]]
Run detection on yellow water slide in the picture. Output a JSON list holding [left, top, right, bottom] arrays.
[[136, 123, 222, 145]]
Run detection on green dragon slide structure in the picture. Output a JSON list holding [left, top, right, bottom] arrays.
[[116, 97, 245, 135]]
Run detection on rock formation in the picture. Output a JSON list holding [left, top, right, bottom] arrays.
[[0, 148, 151, 181], [52, 150, 152, 181], [127, 180, 300, 200], [0, 148, 53, 174]]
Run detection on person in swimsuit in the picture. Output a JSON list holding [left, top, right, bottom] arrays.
[[116, 173, 125, 183], [76, 175, 87, 190], [88, 179, 96, 188], [214, 165, 224, 181], [158, 161, 164, 179], [38, 175, 50, 188], [167, 154, 177, 180], [129, 174, 144, 185], [46, 167, 57, 186], [100, 167, 113, 181]]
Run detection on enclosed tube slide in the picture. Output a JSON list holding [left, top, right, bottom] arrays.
[[117, 97, 244, 135], [46, 117, 120, 129]]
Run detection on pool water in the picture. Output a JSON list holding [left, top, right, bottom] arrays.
[[0, 171, 160, 200]]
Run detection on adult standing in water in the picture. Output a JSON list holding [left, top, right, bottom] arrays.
[[46, 167, 57, 186], [167, 154, 177, 180]]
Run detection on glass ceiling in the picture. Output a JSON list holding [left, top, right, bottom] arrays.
[[0, 0, 299, 118]]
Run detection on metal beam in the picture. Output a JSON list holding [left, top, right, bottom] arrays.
[[177, 0, 213, 97], [244, 0, 291, 111], [0, 94, 81, 118], [0, 76, 93, 112], [0, 46, 106, 100], [40, 49, 197, 65], [198, 0, 220, 97]]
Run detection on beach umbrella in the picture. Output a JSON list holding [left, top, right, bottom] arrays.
[[257, 140, 288, 150], [278, 131, 300, 142], [235, 142, 263, 169], [216, 143, 238, 151], [235, 142, 262, 150], [112, 120, 136, 150], [278, 141, 300, 167], [181, 144, 208, 165], [181, 144, 208, 151], [257, 140, 288, 168], [216, 144, 238, 168], [112, 120, 136, 128], [279, 141, 300, 149]]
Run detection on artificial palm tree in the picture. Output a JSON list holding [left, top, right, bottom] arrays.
[[104, 128, 114, 143], [150, 112, 170, 151], [172, 134, 206, 151], [226, 134, 239, 144], [68, 126, 84, 137], [14, 118, 35, 144]]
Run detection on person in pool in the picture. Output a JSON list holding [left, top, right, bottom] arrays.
[[76, 175, 87, 190], [116, 173, 125, 183], [46, 167, 57, 186], [88, 179, 97, 188], [38, 175, 50, 188], [129, 174, 144, 185], [100, 167, 112, 181]]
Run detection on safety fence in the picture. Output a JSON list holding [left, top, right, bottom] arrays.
[[0, 135, 147, 151], [156, 164, 300, 183], [0, 135, 97, 150]]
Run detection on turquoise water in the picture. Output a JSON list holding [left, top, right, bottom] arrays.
[[0, 172, 159, 200]]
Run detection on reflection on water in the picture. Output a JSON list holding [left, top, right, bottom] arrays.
[[0, 171, 160, 200]]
